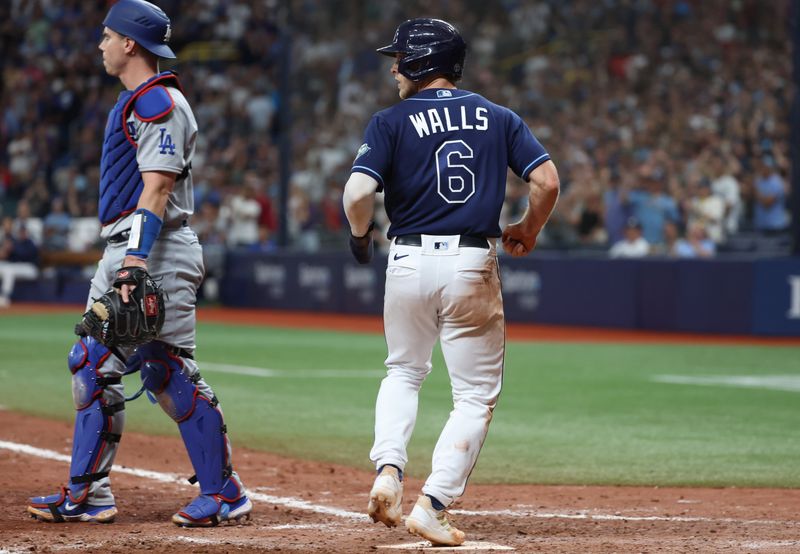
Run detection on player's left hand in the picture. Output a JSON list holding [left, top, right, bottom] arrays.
[[117, 256, 148, 303], [78, 265, 165, 347], [501, 223, 537, 257]]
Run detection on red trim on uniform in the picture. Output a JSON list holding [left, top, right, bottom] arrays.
[[144, 359, 172, 393], [121, 73, 184, 148], [70, 341, 89, 375], [216, 478, 242, 502], [166, 350, 185, 367], [32, 487, 66, 508], [102, 207, 137, 226], [88, 413, 113, 483], [96, 350, 111, 370], [134, 85, 175, 122], [175, 388, 200, 423], [69, 483, 89, 504]]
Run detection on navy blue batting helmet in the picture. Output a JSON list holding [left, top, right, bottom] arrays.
[[377, 18, 466, 82], [103, 0, 176, 59]]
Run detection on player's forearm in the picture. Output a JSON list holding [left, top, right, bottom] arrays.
[[519, 161, 560, 236], [123, 171, 177, 266], [344, 195, 375, 237], [343, 173, 380, 236], [137, 171, 177, 218]]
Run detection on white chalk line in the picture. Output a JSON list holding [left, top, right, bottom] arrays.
[[735, 540, 800, 549], [2, 439, 798, 529], [653, 374, 800, 392], [0, 439, 367, 521], [450, 508, 800, 526], [379, 541, 514, 551], [202, 362, 384, 379]]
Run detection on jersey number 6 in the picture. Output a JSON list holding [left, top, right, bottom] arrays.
[[435, 140, 475, 204]]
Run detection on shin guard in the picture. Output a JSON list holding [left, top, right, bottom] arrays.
[[66, 337, 124, 503], [134, 342, 231, 495]]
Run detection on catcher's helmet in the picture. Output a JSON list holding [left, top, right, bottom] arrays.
[[377, 18, 466, 82], [103, 0, 176, 59]]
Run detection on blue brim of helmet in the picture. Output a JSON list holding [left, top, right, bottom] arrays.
[[146, 43, 176, 59]]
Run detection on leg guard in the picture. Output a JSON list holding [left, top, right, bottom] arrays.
[[135, 341, 231, 494], [132, 341, 251, 526], [28, 337, 122, 522], [67, 337, 124, 502]]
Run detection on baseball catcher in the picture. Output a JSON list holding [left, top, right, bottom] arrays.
[[27, 0, 251, 527]]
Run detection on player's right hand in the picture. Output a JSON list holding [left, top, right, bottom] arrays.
[[114, 258, 149, 303]]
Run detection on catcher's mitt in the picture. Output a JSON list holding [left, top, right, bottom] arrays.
[[76, 267, 165, 347]]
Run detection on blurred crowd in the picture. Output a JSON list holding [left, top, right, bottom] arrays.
[[0, 0, 793, 269]]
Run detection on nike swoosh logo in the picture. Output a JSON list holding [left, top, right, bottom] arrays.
[[393, 253, 410, 261], [64, 502, 79, 511]]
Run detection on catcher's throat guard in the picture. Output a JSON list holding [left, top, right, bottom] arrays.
[[78, 267, 165, 347]]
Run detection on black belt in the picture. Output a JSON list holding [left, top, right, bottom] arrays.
[[107, 219, 188, 244], [394, 234, 490, 249]]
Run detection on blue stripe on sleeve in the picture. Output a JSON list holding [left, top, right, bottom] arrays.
[[352, 165, 385, 187], [522, 153, 550, 180]]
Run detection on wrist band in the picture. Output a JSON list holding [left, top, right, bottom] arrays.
[[126, 208, 163, 259]]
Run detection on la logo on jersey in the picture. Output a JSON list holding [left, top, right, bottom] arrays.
[[356, 143, 371, 160], [158, 128, 176, 155]]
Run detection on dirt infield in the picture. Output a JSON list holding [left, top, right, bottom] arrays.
[[2, 410, 799, 553], [2, 304, 800, 552]]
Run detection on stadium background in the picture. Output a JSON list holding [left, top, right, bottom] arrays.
[[0, 0, 798, 335], [1, 1, 800, 552]]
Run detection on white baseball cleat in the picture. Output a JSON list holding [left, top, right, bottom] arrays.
[[405, 495, 466, 546], [367, 465, 403, 527]]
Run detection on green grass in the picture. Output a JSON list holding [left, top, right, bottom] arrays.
[[2, 312, 799, 487]]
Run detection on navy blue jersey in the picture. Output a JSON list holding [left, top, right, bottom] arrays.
[[351, 88, 550, 238]]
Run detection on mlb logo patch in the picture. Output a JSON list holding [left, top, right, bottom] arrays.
[[436, 90, 453, 98], [145, 294, 159, 317]]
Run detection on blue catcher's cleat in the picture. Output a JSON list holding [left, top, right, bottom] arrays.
[[28, 487, 117, 523], [171, 478, 252, 527]]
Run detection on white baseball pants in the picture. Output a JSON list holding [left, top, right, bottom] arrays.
[[370, 234, 504, 506]]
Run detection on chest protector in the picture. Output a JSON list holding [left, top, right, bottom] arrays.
[[99, 71, 184, 225]]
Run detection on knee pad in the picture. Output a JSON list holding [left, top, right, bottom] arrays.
[[69, 336, 113, 409], [66, 337, 124, 502], [131, 341, 231, 495], [137, 341, 195, 421]]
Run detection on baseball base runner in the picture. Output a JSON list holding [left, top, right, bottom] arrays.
[[343, 17, 560, 546]]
